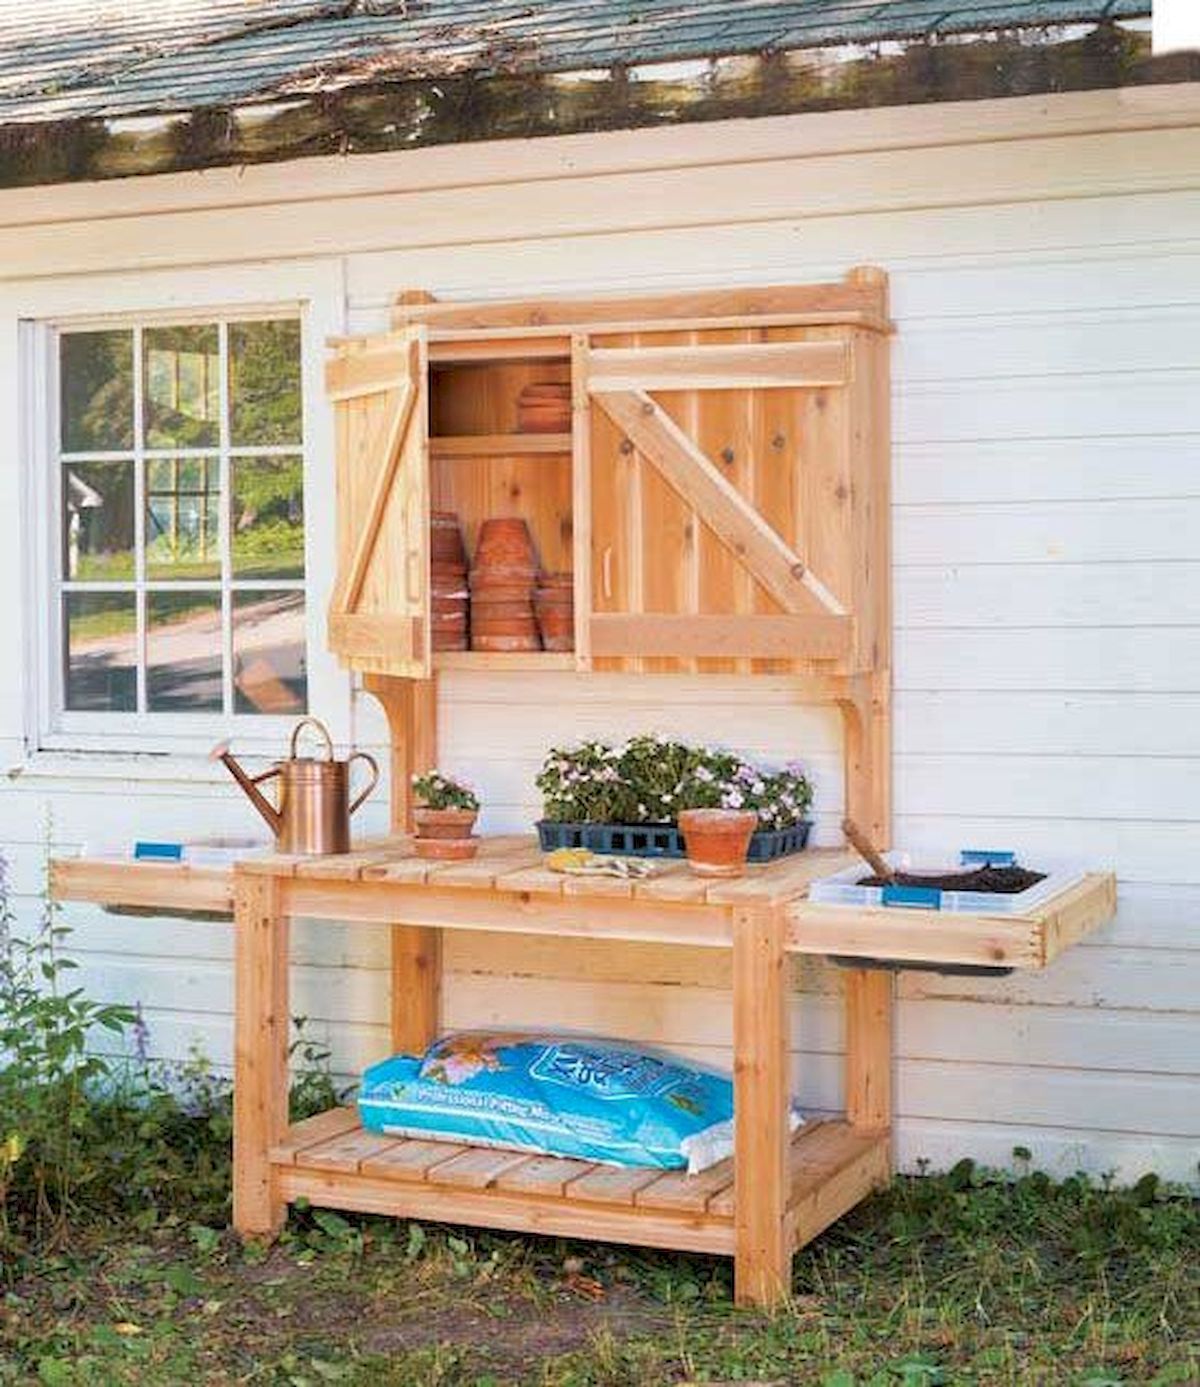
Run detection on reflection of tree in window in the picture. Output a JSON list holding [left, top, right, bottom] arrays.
[[145, 326, 219, 448], [146, 458, 220, 580]]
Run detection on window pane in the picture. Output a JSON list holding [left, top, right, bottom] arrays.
[[144, 325, 220, 448], [64, 593, 136, 711], [233, 590, 306, 715], [60, 331, 134, 452], [145, 457, 221, 580], [62, 461, 134, 580], [147, 592, 223, 712], [231, 456, 304, 578], [229, 320, 301, 445]]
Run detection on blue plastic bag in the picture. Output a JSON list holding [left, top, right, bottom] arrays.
[[358, 1031, 737, 1170]]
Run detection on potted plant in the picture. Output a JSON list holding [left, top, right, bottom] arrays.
[[411, 770, 480, 859]]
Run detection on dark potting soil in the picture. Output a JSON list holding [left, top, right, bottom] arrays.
[[856, 865, 1047, 893]]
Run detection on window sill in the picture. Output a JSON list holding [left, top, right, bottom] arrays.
[[9, 748, 259, 787]]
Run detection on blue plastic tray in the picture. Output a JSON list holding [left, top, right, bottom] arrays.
[[536, 819, 812, 863]]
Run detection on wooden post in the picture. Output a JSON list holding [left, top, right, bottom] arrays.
[[844, 967, 893, 1132], [363, 674, 442, 1054], [732, 905, 791, 1307], [233, 868, 289, 1237]]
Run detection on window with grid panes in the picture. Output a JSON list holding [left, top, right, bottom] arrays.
[[57, 319, 308, 717]]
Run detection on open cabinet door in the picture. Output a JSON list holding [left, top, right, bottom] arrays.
[[580, 330, 865, 672], [326, 328, 431, 678]]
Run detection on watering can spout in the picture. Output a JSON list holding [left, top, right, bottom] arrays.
[[210, 741, 283, 838]]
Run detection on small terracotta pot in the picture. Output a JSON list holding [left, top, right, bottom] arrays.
[[431, 512, 467, 567], [474, 518, 538, 572], [414, 836, 479, 861], [472, 633, 542, 652], [414, 806, 478, 840], [677, 809, 758, 878]]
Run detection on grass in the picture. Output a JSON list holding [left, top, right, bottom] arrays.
[[1, 1158, 1197, 1386]]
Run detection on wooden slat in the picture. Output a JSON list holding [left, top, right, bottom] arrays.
[[295, 844, 415, 881], [705, 848, 857, 907], [845, 969, 893, 1133], [359, 1138, 468, 1181], [429, 433, 571, 457], [426, 1147, 532, 1190], [1038, 872, 1117, 965], [789, 1130, 891, 1252], [50, 858, 234, 914], [325, 347, 411, 402], [589, 613, 850, 662], [587, 341, 848, 393], [327, 613, 424, 661], [432, 652, 576, 672], [392, 279, 888, 333], [593, 390, 844, 619], [423, 836, 543, 888], [427, 336, 573, 363], [563, 1164, 664, 1206], [636, 1158, 736, 1213], [493, 1155, 595, 1197], [270, 1107, 361, 1165], [708, 1121, 825, 1217], [785, 900, 1044, 968], [302, 1127, 405, 1173], [279, 1166, 734, 1256]]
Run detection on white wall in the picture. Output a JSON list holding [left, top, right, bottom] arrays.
[[2, 85, 1198, 1185]]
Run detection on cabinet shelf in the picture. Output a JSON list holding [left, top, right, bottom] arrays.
[[430, 433, 572, 458], [433, 651, 576, 672]]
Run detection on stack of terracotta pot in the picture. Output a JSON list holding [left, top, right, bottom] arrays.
[[430, 510, 469, 651], [516, 381, 572, 434], [534, 572, 574, 651], [469, 518, 540, 652]]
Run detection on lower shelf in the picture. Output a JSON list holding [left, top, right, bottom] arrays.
[[271, 1109, 890, 1257]]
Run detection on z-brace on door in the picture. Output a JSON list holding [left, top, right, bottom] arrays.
[[578, 330, 863, 672], [326, 328, 432, 679]]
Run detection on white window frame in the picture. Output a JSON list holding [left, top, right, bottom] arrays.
[[13, 259, 351, 764]]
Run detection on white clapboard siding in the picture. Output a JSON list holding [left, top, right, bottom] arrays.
[[0, 86, 1197, 1186]]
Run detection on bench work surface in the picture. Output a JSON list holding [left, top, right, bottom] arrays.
[[52, 835, 1115, 969]]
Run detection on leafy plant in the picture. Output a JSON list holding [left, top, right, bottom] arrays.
[[536, 736, 813, 830], [412, 770, 479, 812]]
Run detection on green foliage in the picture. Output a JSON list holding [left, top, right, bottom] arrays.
[[412, 770, 480, 812], [536, 735, 813, 829], [0, 844, 344, 1277]]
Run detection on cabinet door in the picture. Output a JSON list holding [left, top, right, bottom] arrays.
[[579, 329, 856, 672], [326, 328, 431, 678]]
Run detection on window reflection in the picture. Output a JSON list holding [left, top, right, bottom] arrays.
[[60, 331, 134, 452], [144, 325, 220, 448], [145, 457, 221, 580], [230, 320, 302, 446], [62, 461, 134, 580], [146, 592, 223, 712], [231, 456, 304, 579], [233, 590, 306, 715], [64, 593, 137, 711]]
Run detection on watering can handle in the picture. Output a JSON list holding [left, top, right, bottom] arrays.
[[289, 716, 335, 760], [347, 752, 380, 816]]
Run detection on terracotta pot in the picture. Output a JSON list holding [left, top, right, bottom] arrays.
[[472, 599, 537, 622], [677, 809, 758, 878], [537, 571, 573, 589], [472, 632, 542, 652], [414, 806, 478, 840], [517, 382, 572, 434], [414, 836, 479, 861], [474, 518, 538, 573], [431, 511, 467, 567]]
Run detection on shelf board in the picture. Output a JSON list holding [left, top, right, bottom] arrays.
[[430, 433, 572, 458], [433, 651, 576, 672], [271, 1110, 889, 1258]]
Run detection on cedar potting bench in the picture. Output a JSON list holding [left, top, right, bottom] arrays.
[[51, 270, 1118, 1305]]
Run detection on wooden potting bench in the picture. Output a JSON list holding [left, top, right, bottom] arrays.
[[52, 843, 1115, 1306], [51, 270, 1118, 1303]]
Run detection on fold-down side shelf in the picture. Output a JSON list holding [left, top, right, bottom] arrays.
[[785, 872, 1116, 971]]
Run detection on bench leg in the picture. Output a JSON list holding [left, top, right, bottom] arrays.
[[733, 905, 791, 1307], [233, 870, 289, 1237]]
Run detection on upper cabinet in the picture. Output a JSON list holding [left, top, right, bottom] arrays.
[[326, 268, 891, 682]]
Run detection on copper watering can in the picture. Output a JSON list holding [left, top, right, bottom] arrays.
[[212, 717, 379, 856]]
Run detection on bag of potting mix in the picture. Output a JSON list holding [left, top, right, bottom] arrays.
[[359, 1031, 790, 1173]]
